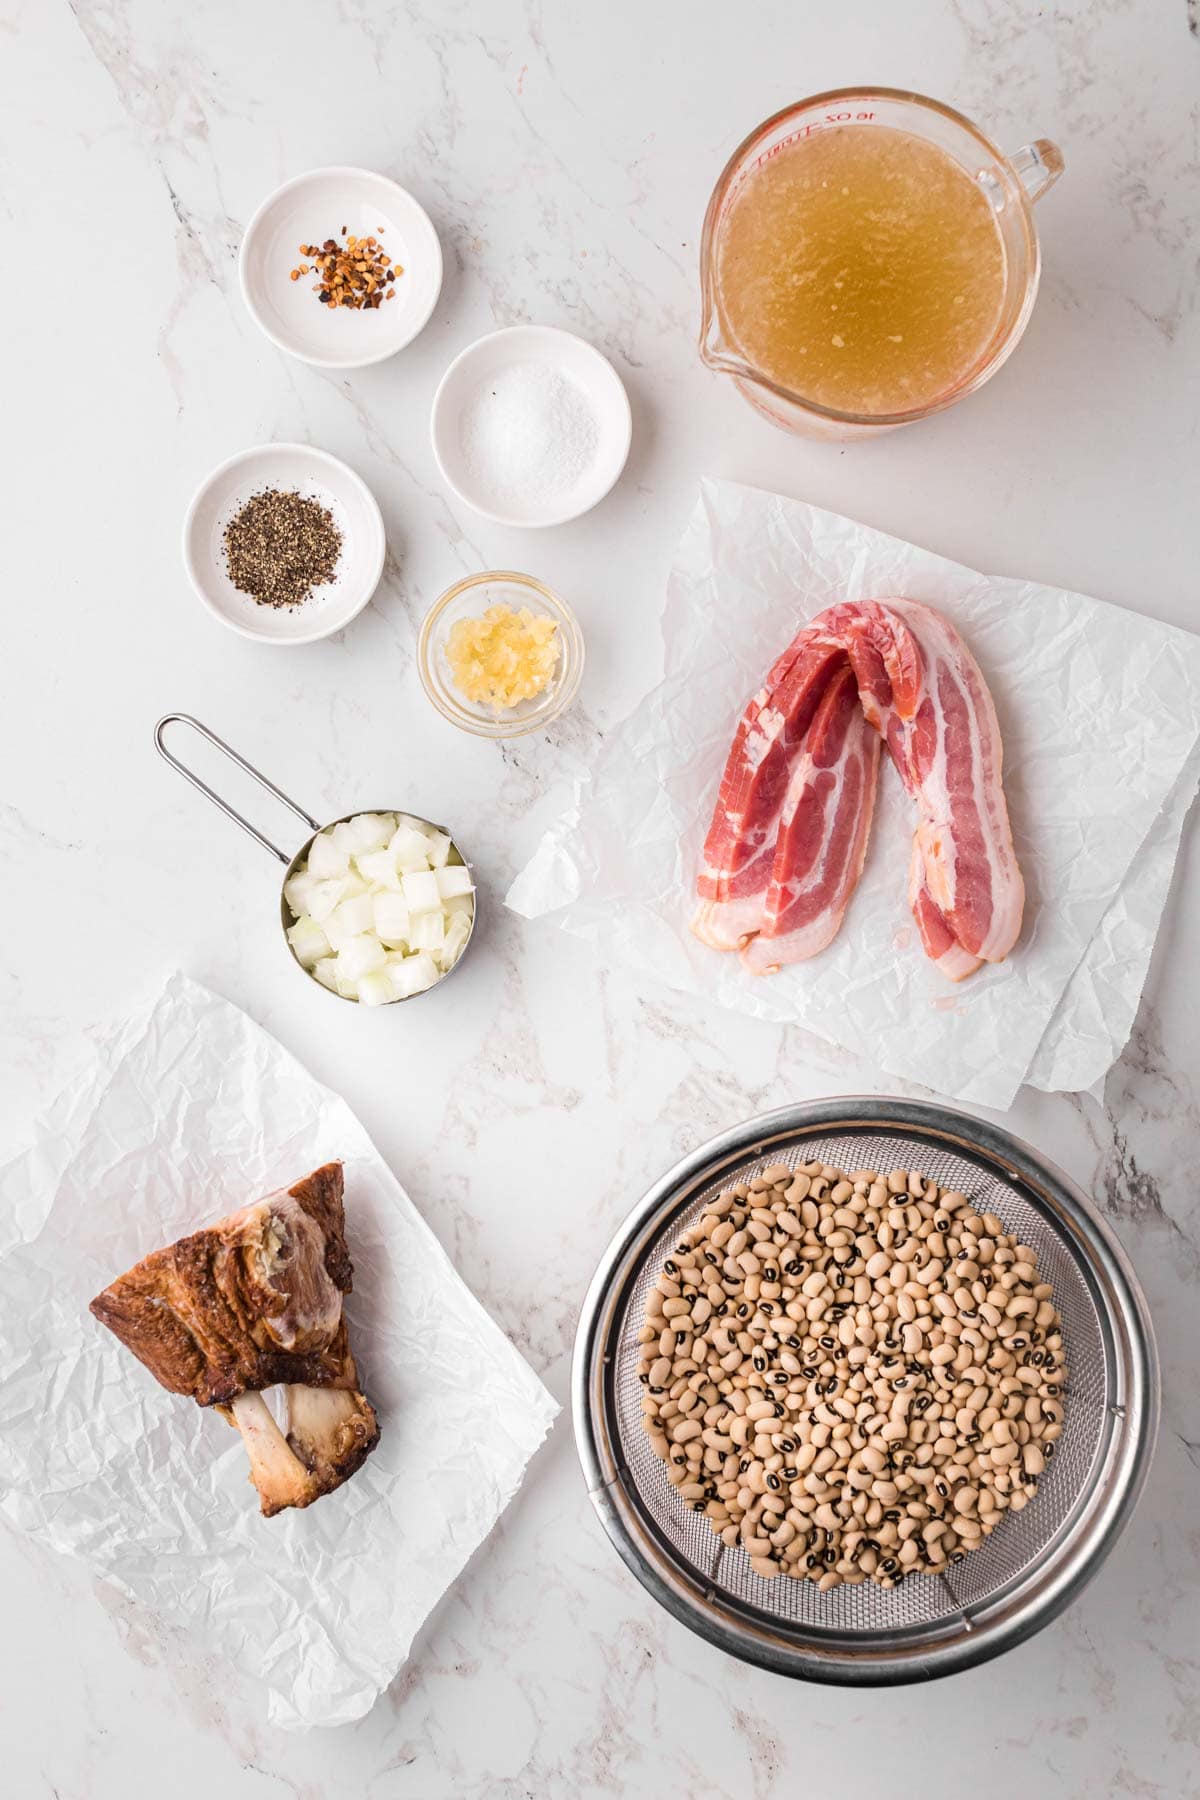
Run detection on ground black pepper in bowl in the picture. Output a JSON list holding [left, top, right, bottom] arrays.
[[223, 488, 343, 609]]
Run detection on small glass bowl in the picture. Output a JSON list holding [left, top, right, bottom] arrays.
[[417, 571, 584, 738]]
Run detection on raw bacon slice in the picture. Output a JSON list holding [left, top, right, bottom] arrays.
[[741, 663, 880, 973], [693, 639, 846, 949], [693, 597, 1023, 978], [907, 839, 982, 982], [811, 600, 1024, 966]]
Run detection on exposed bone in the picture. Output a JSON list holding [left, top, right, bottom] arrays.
[[226, 1391, 318, 1516], [286, 1384, 380, 1490]]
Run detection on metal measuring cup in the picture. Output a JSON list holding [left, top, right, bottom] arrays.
[[154, 714, 478, 1004]]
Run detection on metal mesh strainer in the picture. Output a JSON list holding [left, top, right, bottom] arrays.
[[573, 1099, 1158, 1683]]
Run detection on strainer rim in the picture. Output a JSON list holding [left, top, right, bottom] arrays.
[[573, 1097, 1159, 1685]]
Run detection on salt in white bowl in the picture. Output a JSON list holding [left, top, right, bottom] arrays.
[[430, 326, 632, 527]]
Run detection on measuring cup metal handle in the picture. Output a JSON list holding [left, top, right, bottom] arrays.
[[1009, 138, 1064, 205], [154, 714, 320, 866]]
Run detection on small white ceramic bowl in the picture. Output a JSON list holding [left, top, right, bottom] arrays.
[[182, 443, 386, 645], [430, 325, 632, 527], [239, 166, 442, 369]]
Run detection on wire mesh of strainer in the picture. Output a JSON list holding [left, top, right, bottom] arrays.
[[574, 1099, 1158, 1683]]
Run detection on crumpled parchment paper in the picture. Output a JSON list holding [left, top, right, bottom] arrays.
[[508, 481, 1200, 1109], [0, 973, 558, 1730]]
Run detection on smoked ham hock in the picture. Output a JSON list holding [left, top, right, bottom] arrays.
[[90, 1162, 379, 1515]]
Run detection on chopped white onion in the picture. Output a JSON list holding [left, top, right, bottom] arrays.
[[400, 869, 441, 914], [356, 847, 401, 889], [286, 915, 331, 967], [284, 813, 474, 1004], [435, 864, 474, 900], [387, 951, 439, 998], [441, 911, 472, 967], [307, 876, 351, 923], [408, 910, 445, 954], [336, 934, 387, 982], [283, 870, 319, 916], [322, 910, 358, 954], [330, 893, 374, 938], [340, 813, 395, 854], [388, 826, 430, 871], [357, 969, 394, 1007], [306, 832, 350, 880], [423, 830, 452, 870], [373, 893, 411, 946]]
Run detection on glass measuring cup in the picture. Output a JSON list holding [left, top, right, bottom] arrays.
[[699, 89, 1063, 440]]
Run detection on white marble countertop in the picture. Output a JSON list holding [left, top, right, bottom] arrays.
[[3, 1, 1198, 1794]]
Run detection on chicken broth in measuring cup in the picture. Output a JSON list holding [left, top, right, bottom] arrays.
[[715, 122, 1008, 418]]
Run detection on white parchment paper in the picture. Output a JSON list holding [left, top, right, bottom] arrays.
[[1026, 746, 1200, 1094], [0, 973, 558, 1730], [509, 481, 1200, 1109]]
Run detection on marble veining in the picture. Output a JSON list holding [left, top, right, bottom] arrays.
[[2, 0, 1198, 1794]]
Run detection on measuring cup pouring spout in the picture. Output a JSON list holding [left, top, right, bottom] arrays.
[[697, 316, 793, 422], [697, 305, 747, 382]]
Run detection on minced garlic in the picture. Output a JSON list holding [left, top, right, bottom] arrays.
[[446, 603, 559, 713]]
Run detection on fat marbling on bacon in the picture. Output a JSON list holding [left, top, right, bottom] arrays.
[[694, 598, 1024, 980], [693, 637, 849, 953]]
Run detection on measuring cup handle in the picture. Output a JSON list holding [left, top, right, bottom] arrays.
[[154, 714, 320, 866], [1009, 139, 1064, 205]]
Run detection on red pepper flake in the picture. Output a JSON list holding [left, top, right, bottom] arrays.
[[293, 228, 404, 311]]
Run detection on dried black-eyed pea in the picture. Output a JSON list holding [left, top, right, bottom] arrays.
[[640, 1163, 1064, 1591]]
